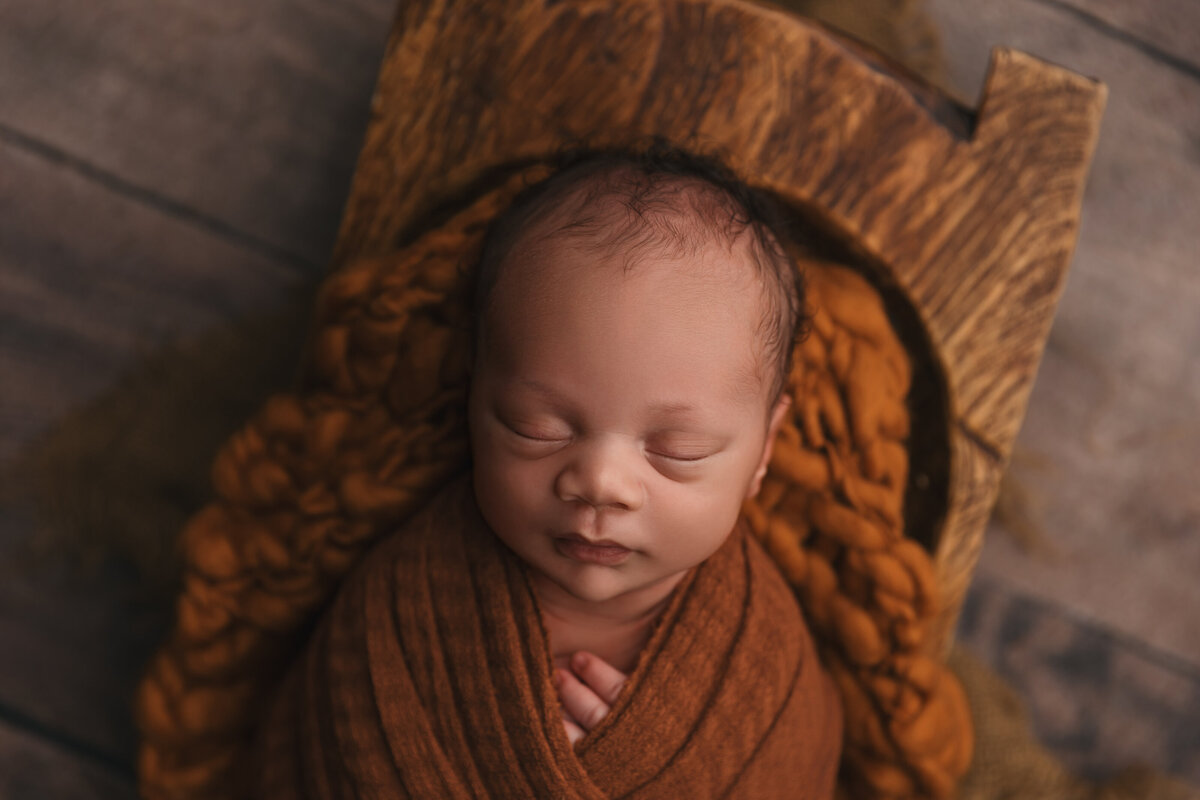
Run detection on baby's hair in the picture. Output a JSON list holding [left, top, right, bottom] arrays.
[[472, 140, 809, 406]]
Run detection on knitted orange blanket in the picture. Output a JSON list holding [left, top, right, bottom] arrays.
[[253, 474, 843, 798]]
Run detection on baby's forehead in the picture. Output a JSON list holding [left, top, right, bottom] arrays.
[[474, 162, 792, 408], [493, 172, 771, 314], [520, 171, 756, 256], [490, 230, 768, 338], [482, 238, 772, 405], [498, 177, 766, 298]]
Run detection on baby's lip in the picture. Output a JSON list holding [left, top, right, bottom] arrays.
[[557, 532, 629, 550]]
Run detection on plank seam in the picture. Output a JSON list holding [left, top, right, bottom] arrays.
[[0, 121, 321, 275], [0, 696, 136, 784], [1027, 0, 1200, 82]]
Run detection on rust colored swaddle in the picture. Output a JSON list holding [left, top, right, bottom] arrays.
[[255, 474, 843, 798]]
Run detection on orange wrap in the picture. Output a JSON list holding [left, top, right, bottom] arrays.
[[255, 475, 842, 798]]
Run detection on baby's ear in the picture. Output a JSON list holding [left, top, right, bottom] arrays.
[[745, 394, 792, 500]]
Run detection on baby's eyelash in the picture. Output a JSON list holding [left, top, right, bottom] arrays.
[[650, 451, 709, 463], [517, 431, 568, 443], [504, 422, 569, 442]]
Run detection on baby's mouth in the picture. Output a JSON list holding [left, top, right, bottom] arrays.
[[554, 533, 632, 565], [558, 532, 627, 549]]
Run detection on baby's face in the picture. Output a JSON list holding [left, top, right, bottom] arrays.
[[468, 232, 788, 606]]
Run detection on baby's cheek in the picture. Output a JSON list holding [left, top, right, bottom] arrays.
[[667, 488, 741, 559], [476, 451, 542, 524]]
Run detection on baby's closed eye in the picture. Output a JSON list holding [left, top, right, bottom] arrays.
[[644, 434, 726, 462], [509, 425, 569, 442], [499, 414, 572, 443]]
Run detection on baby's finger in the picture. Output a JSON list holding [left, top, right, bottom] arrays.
[[554, 668, 610, 730], [570, 651, 628, 707], [562, 711, 586, 745]]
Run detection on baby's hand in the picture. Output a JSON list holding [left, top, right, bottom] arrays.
[[552, 651, 628, 745]]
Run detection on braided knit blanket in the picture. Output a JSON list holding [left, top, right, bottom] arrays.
[[254, 474, 843, 798], [136, 170, 972, 799]]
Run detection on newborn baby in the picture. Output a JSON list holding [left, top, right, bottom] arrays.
[[254, 145, 843, 799], [466, 147, 808, 745]]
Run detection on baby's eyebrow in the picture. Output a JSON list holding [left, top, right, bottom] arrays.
[[515, 377, 568, 402], [517, 378, 701, 415], [645, 400, 702, 418]]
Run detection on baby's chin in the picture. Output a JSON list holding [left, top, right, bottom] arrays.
[[550, 568, 634, 605], [538, 557, 687, 607]]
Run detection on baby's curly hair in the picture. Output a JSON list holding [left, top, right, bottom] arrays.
[[473, 141, 809, 406]]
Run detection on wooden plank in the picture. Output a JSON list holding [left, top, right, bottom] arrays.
[[926, 0, 1200, 667], [0, 127, 308, 759], [0, 3, 377, 769], [0, 509, 162, 773], [0, 137, 300, 461], [0, 715, 133, 800], [0, 0, 394, 266], [957, 578, 1200, 785], [327, 0, 1104, 655], [1046, 0, 1200, 77]]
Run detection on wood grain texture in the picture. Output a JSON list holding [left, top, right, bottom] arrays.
[[0, 0, 393, 265], [331, 0, 1105, 654]]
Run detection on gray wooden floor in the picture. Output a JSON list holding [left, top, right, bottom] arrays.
[[1, 0, 1197, 795]]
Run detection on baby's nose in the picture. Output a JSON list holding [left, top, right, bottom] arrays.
[[554, 436, 645, 511]]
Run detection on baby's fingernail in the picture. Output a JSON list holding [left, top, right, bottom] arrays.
[[572, 652, 588, 670]]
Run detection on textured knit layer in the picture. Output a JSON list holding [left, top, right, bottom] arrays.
[[255, 474, 843, 799], [137, 168, 972, 800]]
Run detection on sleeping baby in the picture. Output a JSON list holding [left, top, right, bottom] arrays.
[[254, 145, 844, 798], [469, 145, 824, 738]]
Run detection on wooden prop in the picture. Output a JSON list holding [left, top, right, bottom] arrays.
[[136, 1, 1105, 798], [333, 0, 1106, 656]]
